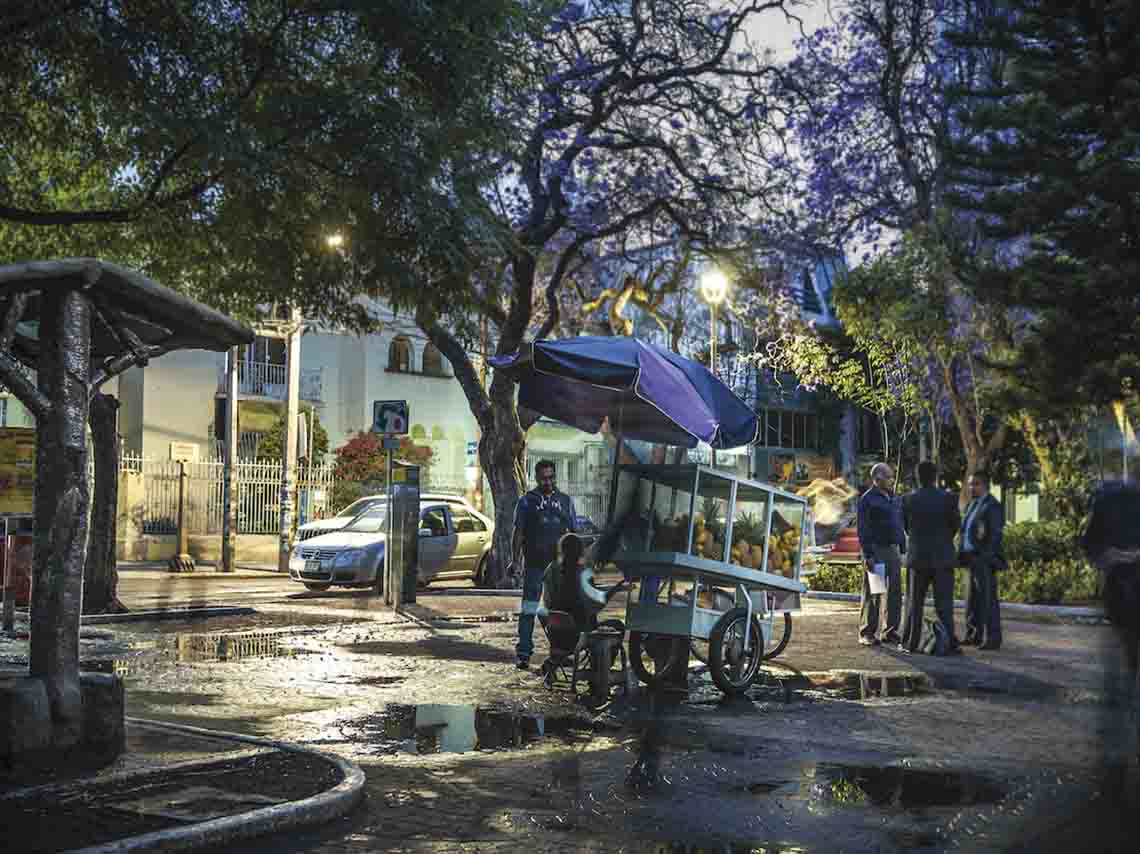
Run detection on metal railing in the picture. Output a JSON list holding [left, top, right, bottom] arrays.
[[215, 361, 324, 402], [120, 450, 606, 537], [121, 451, 337, 535]]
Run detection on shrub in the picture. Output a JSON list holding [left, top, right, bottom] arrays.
[[806, 561, 864, 595], [1003, 520, 1083, 566], [1000, 520, 1099, 605]]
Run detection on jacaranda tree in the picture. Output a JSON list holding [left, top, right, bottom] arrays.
[[765, 0, 1012, 491], [381, 0, 807, 586]]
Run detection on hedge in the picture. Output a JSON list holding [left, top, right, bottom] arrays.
[[805, 521, 1101, 606]]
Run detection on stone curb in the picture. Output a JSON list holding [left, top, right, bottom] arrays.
[[57, 717, 366, 854], [420, 587, 522, 597], [81, 606, 256, 625], [803, 590, 1106, 619]]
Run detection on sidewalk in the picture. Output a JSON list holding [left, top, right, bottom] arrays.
[[2, 574, 1131, 852]]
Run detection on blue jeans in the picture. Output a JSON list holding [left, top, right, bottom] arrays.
[[516, 565, 546, 661]]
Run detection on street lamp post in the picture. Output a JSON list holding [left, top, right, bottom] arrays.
[[700, 268, 729, 468]]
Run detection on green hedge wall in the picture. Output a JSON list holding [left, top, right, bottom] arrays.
[[805, 521, 1101, 605]]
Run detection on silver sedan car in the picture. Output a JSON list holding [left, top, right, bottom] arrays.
[[288, 498, 494, 591]]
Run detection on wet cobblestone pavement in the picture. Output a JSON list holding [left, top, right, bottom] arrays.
[[2, 577, 1137, 851]]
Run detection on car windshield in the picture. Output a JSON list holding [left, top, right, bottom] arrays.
[[334, 497, 382, 520], [343, 505, 388, 533]]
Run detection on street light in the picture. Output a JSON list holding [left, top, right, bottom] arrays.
[[701, 267, 729, 469], [325, 232, 345, 250], [700, 267, 729, 376]]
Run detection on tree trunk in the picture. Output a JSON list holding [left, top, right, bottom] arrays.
[[417, 312, 525, 589], [83, 392, 124, 614], [30, 288, 91, 747], [481, 370, 527, 589], [941, 356, 1007, 508]]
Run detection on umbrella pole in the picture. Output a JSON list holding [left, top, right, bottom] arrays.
[[606, 435, 624, 526]]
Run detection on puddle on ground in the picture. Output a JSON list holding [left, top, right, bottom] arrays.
[[810, 673, 931, 701], [803, 763, 1004, 809], [648, 845, 805, 853], [119, 611, 371, 635], [337, 703, 586, 755], [82, 628, 317, 675]]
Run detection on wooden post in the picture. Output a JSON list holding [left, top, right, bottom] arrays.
[[278, 309, 302, 573], [2, 523, 13, 635], [169, 460, 195, 572], [29, 287, 92, 746], [221, 347, 239, 572]]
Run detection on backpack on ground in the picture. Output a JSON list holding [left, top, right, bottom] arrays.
[[920, 618, 950, 656]]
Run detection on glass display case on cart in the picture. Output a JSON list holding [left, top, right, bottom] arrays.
[[606, 463, 808, 696]]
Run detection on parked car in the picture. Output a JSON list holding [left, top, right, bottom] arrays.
[[288, 497, 494, 591], [296, 491, 469, 541]]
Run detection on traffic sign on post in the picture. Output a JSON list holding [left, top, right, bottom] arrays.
[[372, 400, 409, 435]]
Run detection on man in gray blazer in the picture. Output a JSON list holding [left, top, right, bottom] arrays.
[[900, 461, 962, 653]]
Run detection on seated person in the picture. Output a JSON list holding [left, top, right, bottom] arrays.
[[543, 533, 623, 634]]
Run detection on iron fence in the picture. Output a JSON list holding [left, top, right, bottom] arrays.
[[120, 452, 337, 535], [120, 451, 606, 537]]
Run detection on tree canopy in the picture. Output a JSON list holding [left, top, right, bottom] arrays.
[[947, 0, 1140, 409]]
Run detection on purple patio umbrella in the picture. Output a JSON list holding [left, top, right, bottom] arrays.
[[489, 336, 758, 449]]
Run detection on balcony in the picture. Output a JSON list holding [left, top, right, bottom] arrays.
[[217, 361, 324, 403]]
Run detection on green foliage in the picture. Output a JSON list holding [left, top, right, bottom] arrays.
[[806, 561, 865, 595], [1004, 520, 1084, 565], [1001, 559, 1100, 606], [253, 406, 329, 465], [328, 431, 436, 516], [947, 1, 1140, 408], [807, 523, 1100, 605], [0, 0, 529, 333]]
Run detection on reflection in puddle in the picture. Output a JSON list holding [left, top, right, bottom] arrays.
[[825, 674, 929, 701], [82, 629, 312, 675], [341, 703, 564, 755], [648, 846, 805, 853], [806, 763, 1004, 809]]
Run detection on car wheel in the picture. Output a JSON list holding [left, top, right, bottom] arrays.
[[303, 582, 331, 592]]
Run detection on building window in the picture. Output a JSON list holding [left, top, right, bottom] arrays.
[[422, 344, 448, 377], [388, 337, 412, 373], [857, 410, 884, 454], [757, 408, 819, 451]]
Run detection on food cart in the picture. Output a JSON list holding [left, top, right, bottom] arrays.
[[608, 462, 807, 696], [490, 336, 808, 700]]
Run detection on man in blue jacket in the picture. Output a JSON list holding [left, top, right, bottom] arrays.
[[959, 471, 1006, 650], [857, 462, 906, 646], [513, 459, 577, 670]]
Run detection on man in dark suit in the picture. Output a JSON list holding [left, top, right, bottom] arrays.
[[856, 462, 905, 646], [959, 471, 1006, 650], [900, 461, 961, 653]]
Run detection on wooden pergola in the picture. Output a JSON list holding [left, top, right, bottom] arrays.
[[0, 259, 253, 749]]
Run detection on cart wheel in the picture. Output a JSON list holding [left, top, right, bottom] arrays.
[[670, 589, 734, 664], [628, 631, 686, 687], [763, 613, 793, 660], [708, 608, 764, 696]]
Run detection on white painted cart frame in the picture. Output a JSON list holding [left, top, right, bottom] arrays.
[[609, 464, 809, 695]]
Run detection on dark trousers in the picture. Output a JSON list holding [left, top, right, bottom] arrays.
[[860, 545, 903, 641], [964, 556, 1002, 647], [901, 566, 956, 652]]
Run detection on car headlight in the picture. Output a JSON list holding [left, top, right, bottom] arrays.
[[333, 548, 366, 567], [292, 546, 303, 559]]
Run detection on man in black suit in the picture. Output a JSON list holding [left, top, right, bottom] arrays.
[[900, 461, 961, 654], [959, 471, 1006, 650]]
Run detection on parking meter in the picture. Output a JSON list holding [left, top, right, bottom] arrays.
[[385, 462, 420, 606]]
